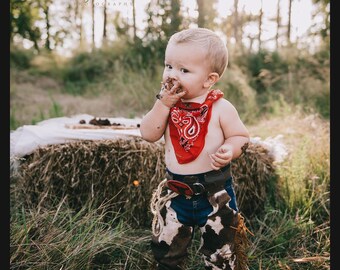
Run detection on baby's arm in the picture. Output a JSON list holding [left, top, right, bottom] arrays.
[[140, 80, 186, 142], [140, 100, 171, 142], [209, 99, 250, 170]]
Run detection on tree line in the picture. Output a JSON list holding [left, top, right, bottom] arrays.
[[10, 0, 329, 55]]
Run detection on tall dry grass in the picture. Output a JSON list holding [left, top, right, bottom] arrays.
[[244, 111, 330, 269], [10, 200, 154, 270]]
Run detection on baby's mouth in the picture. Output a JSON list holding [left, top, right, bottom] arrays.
[[162, 77, 183, 93]]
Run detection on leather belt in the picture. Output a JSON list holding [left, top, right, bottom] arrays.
[[165, 164, 232, 196]]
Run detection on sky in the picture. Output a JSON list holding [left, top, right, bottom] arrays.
[[63, 0, 319, 55]]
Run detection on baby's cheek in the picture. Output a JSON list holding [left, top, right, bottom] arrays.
[[162, 71, 169, 80]]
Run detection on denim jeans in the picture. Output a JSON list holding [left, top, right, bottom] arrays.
[[170, 176, 238, 227]]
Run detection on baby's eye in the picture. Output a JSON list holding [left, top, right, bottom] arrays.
[[180, 68, 189, 73], [165, 64, 172, 69]]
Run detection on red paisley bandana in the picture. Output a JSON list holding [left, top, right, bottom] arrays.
[[169, 89, 224, 164]]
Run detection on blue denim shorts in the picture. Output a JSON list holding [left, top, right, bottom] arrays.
[[168, 170, 238, 227]]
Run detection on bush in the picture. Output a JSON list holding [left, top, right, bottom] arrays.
[[240, 50, 288, 94], [234, 48, 329, 119], [216, 65, 259, 124], [10, 47, 34, 69], [63, 51, 111, 82]]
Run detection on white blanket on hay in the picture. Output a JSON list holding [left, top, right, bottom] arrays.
[[10, 114, 143, 158]]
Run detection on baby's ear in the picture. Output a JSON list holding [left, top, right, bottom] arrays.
[[204, 72, 220, 88]]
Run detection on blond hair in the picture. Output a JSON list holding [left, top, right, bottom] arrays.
[[168, 28, 228, 77]]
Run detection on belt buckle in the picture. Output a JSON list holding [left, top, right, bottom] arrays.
[[183, 176, 206, 196], [192, 183, 205, 195]]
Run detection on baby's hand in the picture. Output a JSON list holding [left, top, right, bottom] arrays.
[[157, 78, 186, 108], [209, 145, 233, 170]]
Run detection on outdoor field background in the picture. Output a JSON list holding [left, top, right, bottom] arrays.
[[10, 0, 330, 269]]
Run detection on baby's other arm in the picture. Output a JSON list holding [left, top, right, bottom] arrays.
[[209, 99, 250, 170]]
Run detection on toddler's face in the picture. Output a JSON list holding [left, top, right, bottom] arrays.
[[163, 42, 212, 99]]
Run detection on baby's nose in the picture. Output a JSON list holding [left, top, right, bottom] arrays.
[[169, 75, 179, 81], [167, 69, 179, 79]]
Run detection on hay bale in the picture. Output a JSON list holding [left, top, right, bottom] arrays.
[[12, 139, 278, 227], [14, 137, 166, 227], [231, 143, 280, 218]]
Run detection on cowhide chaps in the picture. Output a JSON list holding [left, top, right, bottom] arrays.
[[151, 187, 250, 270]]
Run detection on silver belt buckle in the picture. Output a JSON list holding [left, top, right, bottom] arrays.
[[192, 183, 205, 195]]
